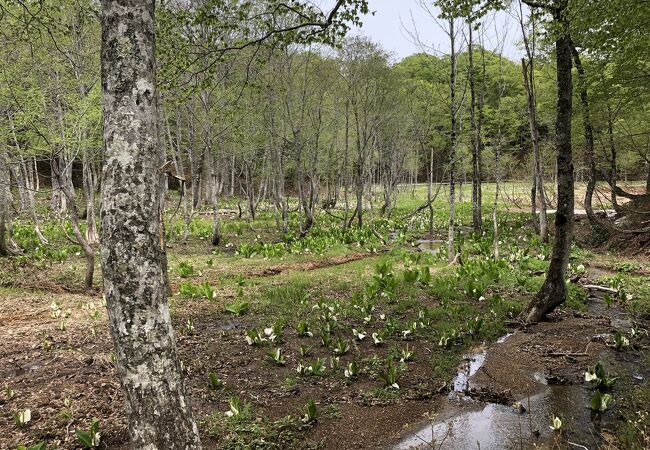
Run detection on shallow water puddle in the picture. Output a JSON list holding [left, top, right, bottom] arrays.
[[395, 335, 603, 450], [451, 350, 486, 394], [416, 239, 445, 253], [394, 384, 598, 450]]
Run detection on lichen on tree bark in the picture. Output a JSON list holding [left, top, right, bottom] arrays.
[[99, 0, 201, 448]]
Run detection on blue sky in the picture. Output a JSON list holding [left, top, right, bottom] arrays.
[[349, 0, 526, 62]]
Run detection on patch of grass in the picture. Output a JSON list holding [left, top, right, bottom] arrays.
[[360, 387, 401, 406], [431, 350, 461, 381], [565, 282, 588, 311], [207, 411, 319, 449], [617, 385, 650, 449]]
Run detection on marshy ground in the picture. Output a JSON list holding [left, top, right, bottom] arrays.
[[1, 183, 648, 449]]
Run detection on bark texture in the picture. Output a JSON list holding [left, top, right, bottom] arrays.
[[0, 148, 18, 256], [100, 1, 201, 448], [522, 3, 574, 323]]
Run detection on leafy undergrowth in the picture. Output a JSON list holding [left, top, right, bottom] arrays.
[[3, 194, 650, 448]]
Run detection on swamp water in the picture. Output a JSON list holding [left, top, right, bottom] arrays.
[[394, 334, 609, 450]]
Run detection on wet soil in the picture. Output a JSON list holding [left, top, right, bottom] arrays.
[[391, 294, 649, 450], [1, 258, 647, 449]]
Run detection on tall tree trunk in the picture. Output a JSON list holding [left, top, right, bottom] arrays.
[[522, 59, 548, 242], [522, 2, 574, 323], [50, 152, 67, 215], [428, 145, 434, 236], [447, 18, 458, 264], [8, 113, 48, 244], [518, 2, 548, 242], [100, 1, 201, 448], [468, 23, 482, 234], [211, 172, 221, 246]]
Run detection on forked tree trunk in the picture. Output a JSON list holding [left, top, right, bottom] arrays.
[[100, 1, 201, 448], [59, 172, 95, 292], [571, 45, 613, 234], [522, 2, 574, 323]]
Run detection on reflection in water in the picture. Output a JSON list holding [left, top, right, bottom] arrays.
[[451, 351, 486, 394], [416, 240, 445, 253], [395, 384, 599, 450]]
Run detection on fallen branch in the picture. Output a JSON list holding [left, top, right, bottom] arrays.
[[583, 285, 618, 295], [371, 228, 387, 245]]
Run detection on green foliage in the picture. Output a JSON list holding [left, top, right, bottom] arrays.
[[209, 371, 224, 390], [225, 298, 250, 316], [377, 358, 400, 389], [245, 329, 263, 346], [613, 331, 630, 350], [268, 348, 286, 366], [296, 320, 313, 337], [590, 391, 614, 412], [225, 397, 251, 421], [333, 337, 350, 355], [179, 281, 216, 300], [302, 400, 318, 424], [176, 261, 195, 278], [13, 409, 31, 427], [344, 361, 359, 379], [16, 443, 46, 450], [75, 419, 101, 448], [585, 362, 617, 388]]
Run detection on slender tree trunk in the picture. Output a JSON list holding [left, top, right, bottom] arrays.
[[607, 106, 619, 210], [21, 157, 48, 244], [448, 18, 458, 264], [522, 3, 574, 323], [211, 173, 221, 246], [8, 113, 47, 244], [468, 23, 482, 234], [100, 1, 201, 448], [571, 45, 612, 234], [428, 145, 434, 236], [83, 149, 99, 245], [493, 49, 506, 260], [342, 99, 351, 230], [518, 2, 548, 242], [0, 148, 19, 256], [50, 153, 67, 215], [522, 59, 548, 242], [59, 171, 95, 292]]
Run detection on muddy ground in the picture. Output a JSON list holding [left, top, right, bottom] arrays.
[[0, 255, 647, 449]]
